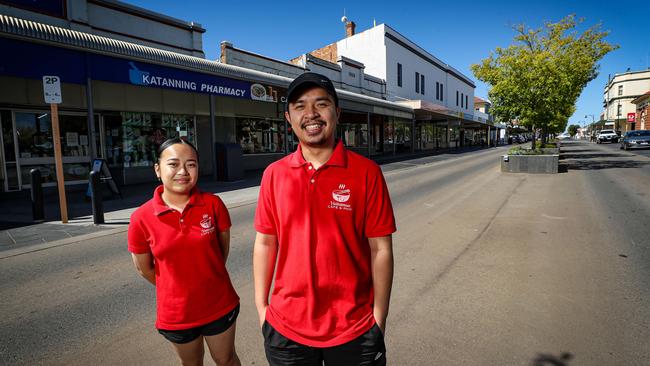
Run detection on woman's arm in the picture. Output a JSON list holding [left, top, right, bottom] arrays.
[[218, 229, 231, 262], [131, 253, 156, 285]]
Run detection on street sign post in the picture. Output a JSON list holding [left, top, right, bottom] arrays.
[[43, 75, 68, 223]]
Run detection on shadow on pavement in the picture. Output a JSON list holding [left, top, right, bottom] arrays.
[[560, 148, 596, 153], [563, 159, 650, 171], [561, 153, 629, 159], [531, 352, 573, 366]]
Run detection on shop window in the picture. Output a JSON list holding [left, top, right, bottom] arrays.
[[121, 112, 195, 168], [236, 117, 285, 154], [14, 112, 90, 159], [394, 120, 411, 153], [416, 123, 434, 150], [337, 123, 368, 148], [384, 118, 394, 149], [13, 111, 90, 187]]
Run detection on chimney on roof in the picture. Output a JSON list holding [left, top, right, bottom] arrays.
[[345, 21, 356, 37]]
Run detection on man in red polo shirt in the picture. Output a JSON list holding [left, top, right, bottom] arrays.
[[253, 72, 396, 365]]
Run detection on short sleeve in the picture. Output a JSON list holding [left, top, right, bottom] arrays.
[[128, 211, 152, 254], [364, 165, 396, 238], [254, 168, 277, 235], [213, 195, 232, 232]]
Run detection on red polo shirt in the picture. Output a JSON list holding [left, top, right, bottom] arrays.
[[255, 141, 396, 347], [128, 186, 239, 330]]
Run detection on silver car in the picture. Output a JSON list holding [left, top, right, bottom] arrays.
[[620, 130, 650, 150]]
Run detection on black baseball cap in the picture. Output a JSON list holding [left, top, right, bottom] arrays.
[[286, 72, 339, 108]]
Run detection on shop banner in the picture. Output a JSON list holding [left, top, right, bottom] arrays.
[[1, 37, 281, 101]]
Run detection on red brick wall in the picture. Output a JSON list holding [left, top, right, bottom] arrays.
[[637, 105, 650, 130], [310, 43, 338, 64]]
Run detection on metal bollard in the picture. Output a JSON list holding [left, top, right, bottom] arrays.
[[89, 170, 105, 224], [30, 168, 45, 222]]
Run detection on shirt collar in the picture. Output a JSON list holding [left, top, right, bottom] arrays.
[[152, 185, 204, 216], [288, 140, 348, 168]]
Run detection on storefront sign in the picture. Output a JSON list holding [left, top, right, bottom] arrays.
[[627, 113, 636, 122], [126, 62, 249, 98], [1, 38, 281, 102]]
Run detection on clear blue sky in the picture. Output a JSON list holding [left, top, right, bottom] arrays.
[[129, 0, 649, 129]]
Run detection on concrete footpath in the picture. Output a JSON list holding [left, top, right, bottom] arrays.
[[0, 144, 501, 258]]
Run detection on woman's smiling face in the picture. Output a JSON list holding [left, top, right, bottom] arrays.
[[155, 143, 199, 195]]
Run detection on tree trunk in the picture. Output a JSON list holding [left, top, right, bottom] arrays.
[[531, 124, 536, 149]]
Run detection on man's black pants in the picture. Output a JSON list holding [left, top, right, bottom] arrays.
[[262, 321, 387, 366]]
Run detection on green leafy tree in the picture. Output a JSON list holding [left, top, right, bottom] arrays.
[[471, 15, 617, 144], [567, 124, 580, 136]]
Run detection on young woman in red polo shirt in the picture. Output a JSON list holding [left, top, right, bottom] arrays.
[[128, 138, 241, 366]]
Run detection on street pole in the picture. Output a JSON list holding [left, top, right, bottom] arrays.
[[43, 76, 68, 223], [51, 103, 68, 223]]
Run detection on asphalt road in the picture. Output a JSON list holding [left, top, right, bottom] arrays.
[[595, 138, 650, 159], [1, 141, 649, 366]]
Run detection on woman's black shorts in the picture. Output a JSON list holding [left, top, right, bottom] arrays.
[[157, 303, 240, 344]]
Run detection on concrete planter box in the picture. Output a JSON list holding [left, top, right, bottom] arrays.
[[501, 154, 559, 174]]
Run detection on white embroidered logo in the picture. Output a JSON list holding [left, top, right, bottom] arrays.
[[200, 214, 215, 235], [328, 184, 352, 211], [200, 214, 212, 229], [332, 184, 351, 203]]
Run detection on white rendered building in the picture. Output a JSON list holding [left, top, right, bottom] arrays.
[[602, 69, 650, 132], [299, 21, 493, 148]]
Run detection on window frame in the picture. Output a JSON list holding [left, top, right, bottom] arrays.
[[420, 74, 425, 95], [397, 63, 402, 87]]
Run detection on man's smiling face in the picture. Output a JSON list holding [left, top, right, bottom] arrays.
[[285, 86, 340, 148]]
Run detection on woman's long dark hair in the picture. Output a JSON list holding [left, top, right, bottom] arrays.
[[156, 138, 199, 163]]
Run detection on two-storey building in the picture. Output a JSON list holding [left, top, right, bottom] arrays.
[[602, 69, 650, 133], [298, 21, 497, 150]]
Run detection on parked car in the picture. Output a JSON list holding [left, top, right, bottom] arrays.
[[620, 130, 650, 150], [597, 129, 619, 144]]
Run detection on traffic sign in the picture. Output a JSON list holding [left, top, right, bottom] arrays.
[[43, 75, 62, 104], [627, 113, 636, 122]]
